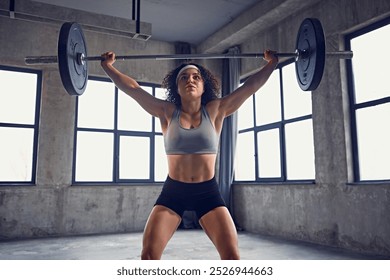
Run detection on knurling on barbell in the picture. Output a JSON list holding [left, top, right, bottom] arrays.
[[24, 18, 353, 96]]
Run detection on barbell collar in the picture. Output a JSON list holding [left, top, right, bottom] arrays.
[[295, 50, 354, 61], [326, 51, 353, 59], [25, 56, 58, 65]]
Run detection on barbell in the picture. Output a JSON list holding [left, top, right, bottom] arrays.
[[24, 18, 353, 96]]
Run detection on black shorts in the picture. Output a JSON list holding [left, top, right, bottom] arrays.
[[155, 176, 226, 219]]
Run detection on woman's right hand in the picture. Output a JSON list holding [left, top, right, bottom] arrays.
[[101, 51, 116, 67]]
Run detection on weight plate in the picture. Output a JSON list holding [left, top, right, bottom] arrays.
[[295, 18, 325, 91], [58, 22, 88, 96]]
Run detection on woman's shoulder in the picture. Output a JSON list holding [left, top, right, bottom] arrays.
[[205, 98, 221, 111], [164, 101, 179, 119], [205, 99, 222, 119]]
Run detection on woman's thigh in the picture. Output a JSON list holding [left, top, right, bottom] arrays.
[[142, 205, 181, 259], [199, 206, 240, 260]]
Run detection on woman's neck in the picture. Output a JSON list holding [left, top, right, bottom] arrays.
[[180, 100, 202, 114]]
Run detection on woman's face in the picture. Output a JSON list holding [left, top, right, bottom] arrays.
[[176, 68, 204, 101]]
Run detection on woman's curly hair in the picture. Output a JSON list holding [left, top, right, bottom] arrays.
[[162, 63, 220, 106]]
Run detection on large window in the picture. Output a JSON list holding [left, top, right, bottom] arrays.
[[235, 61, 315, 182], [0, 66, 41, 185], [73, 77, 167, 184], [346, 18, 390, 182]]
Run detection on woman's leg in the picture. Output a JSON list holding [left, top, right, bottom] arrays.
[[199, 206, 240, 260], [141, 205, 182, 260]]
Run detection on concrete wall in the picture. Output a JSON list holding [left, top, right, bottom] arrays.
[[233, 0, 390, 257], [0, 0, 389, 258], [0, 15, 169, 239], [0, 1, 221, 240]]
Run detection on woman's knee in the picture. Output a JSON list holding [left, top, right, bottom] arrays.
[[220, 247, 240, 260], [216, 236, 240, 260], [141, 246, 162, 260]]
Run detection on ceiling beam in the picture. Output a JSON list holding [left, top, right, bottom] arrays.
[[197, 0, 322, 53]]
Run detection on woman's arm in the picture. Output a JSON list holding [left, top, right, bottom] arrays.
[[215, 50, 278, 118], [100, 52, 172, 119]]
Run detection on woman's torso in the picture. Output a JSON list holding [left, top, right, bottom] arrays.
[[161, 102, 222, 183]]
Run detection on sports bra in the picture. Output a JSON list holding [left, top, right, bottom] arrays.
[[164, 106, 219, 155]]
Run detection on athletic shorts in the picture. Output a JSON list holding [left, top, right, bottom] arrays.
[[155, 176, 226, 219]]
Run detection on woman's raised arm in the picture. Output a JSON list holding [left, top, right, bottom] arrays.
[[216, 50, 278, 118], [101, 51, 173, 119]]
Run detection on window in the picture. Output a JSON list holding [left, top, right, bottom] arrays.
[[73, 77, 167, 183], [0, 66, 41, 184], [235, 61, 315, 182], [346, 18, 390, 182]]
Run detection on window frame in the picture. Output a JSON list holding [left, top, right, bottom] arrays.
[[72, 76, 164, 185], [0, 65, 42, 186], [234, 59, 315, 184], [345, 17, 390, 183]]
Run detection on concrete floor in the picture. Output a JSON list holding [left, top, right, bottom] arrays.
[[0, 230, 387, 260]]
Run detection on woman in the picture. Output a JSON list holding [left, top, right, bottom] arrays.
[[101, 50, 278, 260]]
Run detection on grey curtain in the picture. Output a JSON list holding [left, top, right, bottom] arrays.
[[218, 46, 241, 210]]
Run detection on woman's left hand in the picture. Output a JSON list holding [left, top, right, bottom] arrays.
[[264, 49, 278, 63]]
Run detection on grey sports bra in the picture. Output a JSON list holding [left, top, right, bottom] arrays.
[[164, 106, 219, 155]]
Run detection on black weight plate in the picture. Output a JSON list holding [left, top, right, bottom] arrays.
[[58, 22, 88, 96], [295, 18, 325, 91]]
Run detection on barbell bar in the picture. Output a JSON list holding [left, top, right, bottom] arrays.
[[24, 18, 353, 96], [25, 50, 353, 65]]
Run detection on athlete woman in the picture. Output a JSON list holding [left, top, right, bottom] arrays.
[[101, 50, 278, 259]]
